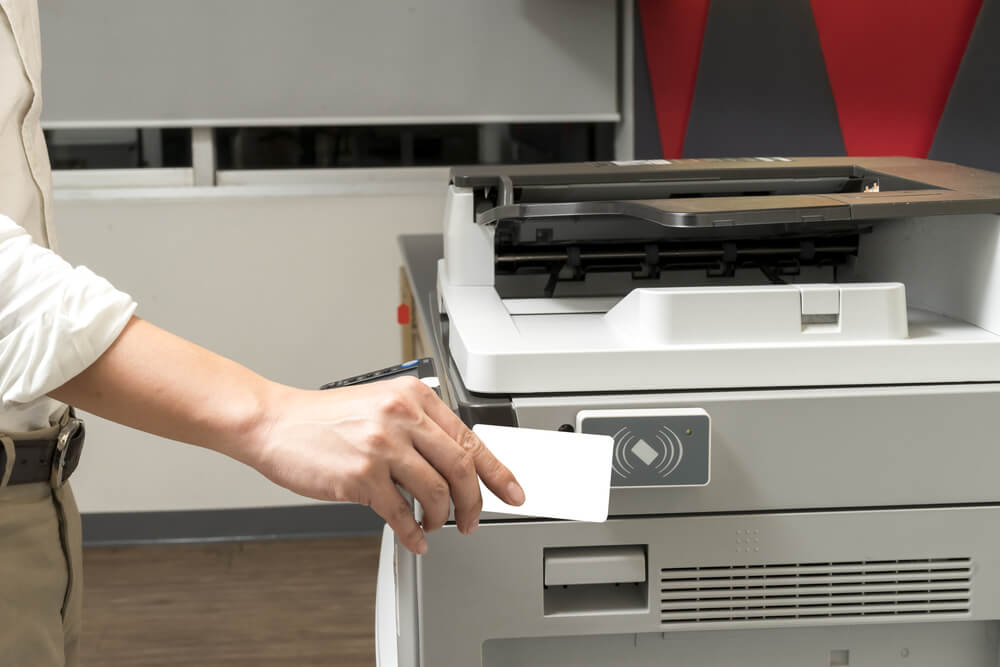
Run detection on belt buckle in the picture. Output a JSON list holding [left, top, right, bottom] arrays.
[[50, 418, 84, 489]]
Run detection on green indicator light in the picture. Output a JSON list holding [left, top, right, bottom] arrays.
[[685, 428, 693, 436]]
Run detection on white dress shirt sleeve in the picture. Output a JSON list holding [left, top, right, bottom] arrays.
[[0, 213, 137, 406]]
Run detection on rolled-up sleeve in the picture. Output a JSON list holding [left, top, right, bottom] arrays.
[[0, 214, 137, 406]]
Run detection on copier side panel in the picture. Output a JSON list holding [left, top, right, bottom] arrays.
[[851, 213, 1000, 337], [416, 507, 1000, 666], [511, 384, 1000, 516]]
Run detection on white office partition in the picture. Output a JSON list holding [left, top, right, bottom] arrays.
[[39, 0, 618, 128], [54, 175, 446, 512]]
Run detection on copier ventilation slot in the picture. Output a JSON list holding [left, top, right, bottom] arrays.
[[659, 558, 972, 626]]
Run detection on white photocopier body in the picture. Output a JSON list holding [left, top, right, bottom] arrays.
[[378, 157, 1000, 667]]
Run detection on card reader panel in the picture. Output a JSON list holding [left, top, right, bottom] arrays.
[[577, 409, 710, 488]]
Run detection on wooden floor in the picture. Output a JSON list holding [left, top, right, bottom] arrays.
[[80, 537, 380, 666]]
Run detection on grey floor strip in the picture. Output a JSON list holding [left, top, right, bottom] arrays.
[[82, 503, 384, 546]]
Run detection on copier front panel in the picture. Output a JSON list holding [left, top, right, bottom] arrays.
[[511, 383, 1000, 517], [412, 507, 1000, 666], [389, 383, 1000, 667]]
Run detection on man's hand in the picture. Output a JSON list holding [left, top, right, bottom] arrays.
[[250, 377, 525, 554], [50, 317, 524, 555]]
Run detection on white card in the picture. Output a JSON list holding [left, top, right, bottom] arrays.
[[473, 424, 614, 522]]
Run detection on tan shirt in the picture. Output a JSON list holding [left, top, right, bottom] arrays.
[[0, 0, 55, 251], [0, 0, 137, 432]]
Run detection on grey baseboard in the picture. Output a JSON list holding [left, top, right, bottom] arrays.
[[82, 503, 385, 546]]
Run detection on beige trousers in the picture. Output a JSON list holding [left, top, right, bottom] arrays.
[[0, 481, 83, 666]]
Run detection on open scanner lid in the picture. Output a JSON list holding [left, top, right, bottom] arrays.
[[452, 157, 1000, 299], [454, 157, 1000, 230], [439, 158, 1000, 394]]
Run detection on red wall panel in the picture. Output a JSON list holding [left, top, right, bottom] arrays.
[[637, 0, 711, 158], [811, 0, 982, 157]]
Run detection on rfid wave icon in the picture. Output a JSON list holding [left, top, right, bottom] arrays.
[[611, 426, 685, 480]]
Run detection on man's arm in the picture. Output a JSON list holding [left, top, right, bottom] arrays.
[[50, 316, 524, 555]]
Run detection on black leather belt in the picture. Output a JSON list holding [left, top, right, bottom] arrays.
[[0, 408, 86, 488]]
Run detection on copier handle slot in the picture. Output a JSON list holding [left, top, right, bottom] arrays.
[[544, 545, 646, 586], [543, 546, 649, 616]]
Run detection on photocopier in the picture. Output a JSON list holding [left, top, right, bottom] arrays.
[[376, 157, 1000, 667]]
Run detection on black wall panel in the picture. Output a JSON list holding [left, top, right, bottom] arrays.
[[683, 0, 845, 158], [930, 0, 1000, 172], [633, 0, 664, 159]]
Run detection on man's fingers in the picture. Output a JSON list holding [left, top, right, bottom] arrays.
[[465, 429, 525, 507], [389, 450, 452, 533], [417, 390, 525, 509], [370, 483, 427, 555], [410, 416, 482, 534]]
